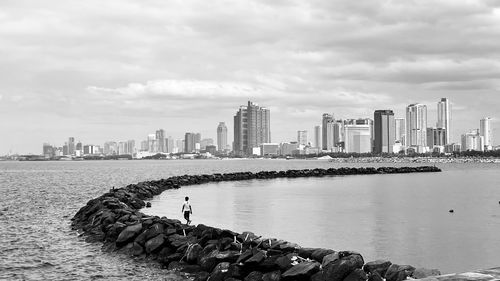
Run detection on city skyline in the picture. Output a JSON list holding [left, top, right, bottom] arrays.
[[1, 1, 500, 154], [6, 98, 499, 155]]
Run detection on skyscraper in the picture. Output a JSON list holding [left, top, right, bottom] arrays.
[[68, 137, 75, 155], [395, 118, 405, 146], [313, 125, 321, 148], [321, 113, 334, 150], [374, 110, 395, 153], [233, 101, 270, 156], [333, 120, 344, 150], [480, 117, 492, 150], [437, 98, 450, 144], [406, 103, 428, 150], [184, 132, 200, 153], [217, 122, 228, 152], [462, 130, 484, 152], [297, 130, 308, 146], [156, 129, 165, 152]]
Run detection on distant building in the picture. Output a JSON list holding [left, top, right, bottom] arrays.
[[297, 130, 308, 146], [374, 110, 395, 153], [461, 130, 484, 152], [260, 143, 279, 156], [333, 120, 344, 150], [480, 117, 492, 150], [104, 141, 118, 155], [437, 98, 451, 144], [406, 103, 428, 150], [344, 124, 372, 153], [280, 142, 299, 156], [156, 129, 166, 152], [68, 137, 75, 155], [205, 145, 217, 155], [217, 122, 228, 152], [43, 143, 55, 158], [313, 125, 321, 148], [395, 118, 406, 146], [184, 132, 197, 153], [444, 143, 461, 153], [322, 113, 334, 150], [83, 145, 99, 155], [234, 101, 270, 156]]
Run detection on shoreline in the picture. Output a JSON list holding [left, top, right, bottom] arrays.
[[72, 166, 443, 281]]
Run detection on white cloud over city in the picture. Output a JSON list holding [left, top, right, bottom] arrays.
[[1, 0, 499, 153]]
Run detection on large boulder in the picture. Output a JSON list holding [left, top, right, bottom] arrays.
[[186, 243, 203, 264], [263, 270, 281, 281], [384, 264, 415, 281], [199, 250, 220, 272], [311, 248, 335, 262], [344, 268, 368, 281], [209, 262, 231, 281], [158, 247, 176, 265], [145, 223, 164, 240], [282, 261, 320, 281], [245, 250, 267, 265], [321, 252, 364, 281], [145, 234, 165, 253], [245, 271, 264, 281], [322, 252, 340, 267], [116, 223, 143, 246], [363, 260, 392, 276]]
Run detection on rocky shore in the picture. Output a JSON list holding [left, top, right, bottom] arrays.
[[72, 166, 442, 281]]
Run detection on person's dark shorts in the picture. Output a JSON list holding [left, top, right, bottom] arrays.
[[184, 211, 190, 221]]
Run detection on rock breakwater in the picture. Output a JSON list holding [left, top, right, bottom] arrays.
[[72, 166, 441, 281]]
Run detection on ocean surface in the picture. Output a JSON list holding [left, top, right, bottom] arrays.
[[1, 160, 499, 280]]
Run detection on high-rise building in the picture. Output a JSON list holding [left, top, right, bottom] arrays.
[[461, 130, 484, 152], [297, 130, 308, 146], [68, 137, 75, 155], [147, 134, 156, 153], [427, 128, 446, 148], [156, 129, 165, 152], [322, 113, 334, 150], [217, 122, 228, 152], [43, 143, 55, 158], [374, 110, 395, 154], [406, 103, 428, 149], [437, 98, 451, 144], [233, 101, 270, 156], [344, 125, 372, 153], [480, 117, 492, 150], [333, 120, 344, 150], [313, 126, 321, 148], [395, 118, 405, 146], [185, 133, 196, 153]]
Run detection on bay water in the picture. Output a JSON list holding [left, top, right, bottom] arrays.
[[1, 159, 499, 279]]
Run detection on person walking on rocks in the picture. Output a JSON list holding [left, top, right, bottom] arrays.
[[182, 196, 192, 225]]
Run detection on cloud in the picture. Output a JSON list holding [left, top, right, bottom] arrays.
[[0, 0, 500, 153]]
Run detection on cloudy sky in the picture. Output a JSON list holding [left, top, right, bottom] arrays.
[[1, 0, 499, 154]]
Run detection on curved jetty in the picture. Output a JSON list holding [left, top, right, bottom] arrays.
[[72, 166, 442, 281]]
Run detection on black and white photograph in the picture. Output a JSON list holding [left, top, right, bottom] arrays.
[[1, 1, 500, 280]]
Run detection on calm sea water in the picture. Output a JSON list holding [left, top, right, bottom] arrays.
[[1, 160, 499, 280]]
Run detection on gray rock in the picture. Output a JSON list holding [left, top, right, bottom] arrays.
[[245, 271, 264, 281], [321, 252, 364, 281], [262, 270, 281, 281], [145, 234, 165, 253], [282, 261, 320, 281], [363, 260, 392, 276], [384, 264, 415, 281], [186, 243, 203, 264], [209, 262, 231, 281], [145, 223, 164, 240], [116, 223, 142, 245], [311, 248, 335, 262], [322, 252, 340, 267], [344, 268, 368, 281]]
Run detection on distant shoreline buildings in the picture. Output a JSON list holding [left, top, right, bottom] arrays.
[[39, 98, 495, 159]]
